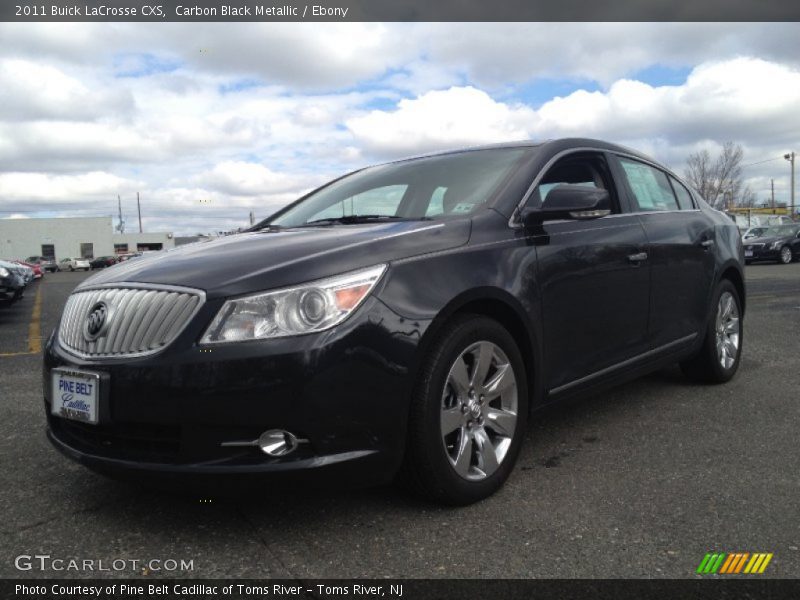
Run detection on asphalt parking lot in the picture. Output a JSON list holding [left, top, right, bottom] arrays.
[[1, 266, 799, 579]]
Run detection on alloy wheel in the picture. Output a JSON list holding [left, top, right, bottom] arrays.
[[440, 341, 518, 481], [780, 246, 792, 264], [715, 291, 740, 370]]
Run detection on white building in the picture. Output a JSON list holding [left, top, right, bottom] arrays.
[[0, 217, 174, 261]]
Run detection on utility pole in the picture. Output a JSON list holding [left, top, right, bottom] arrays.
[[771, 179, 775, 209], [249, 211, 255, 226], [137, 192, 143, 233], [785, 152, 795, 219], [116, 195, 125, 233]]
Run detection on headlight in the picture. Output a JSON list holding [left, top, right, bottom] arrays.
[[0, 267, 9, 278], [770, 240, 783, 250], [200, 264, 387, 344]]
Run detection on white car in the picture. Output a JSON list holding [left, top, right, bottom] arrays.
[[58, 257, 90, 272]]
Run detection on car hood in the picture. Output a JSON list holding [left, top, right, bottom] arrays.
[[78, 220, 471, 299]]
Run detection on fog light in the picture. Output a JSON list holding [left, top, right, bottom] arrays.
[[258, 429, 299, 457]]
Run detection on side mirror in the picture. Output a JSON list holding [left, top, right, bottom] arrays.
[[521, 184, 611, 227]]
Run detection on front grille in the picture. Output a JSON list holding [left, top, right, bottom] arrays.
[[745, 243, 764, 250], [58, 284, 204, 358]]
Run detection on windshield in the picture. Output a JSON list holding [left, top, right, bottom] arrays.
[[268, 147, 532, 228], [763, 225, 798, 237]]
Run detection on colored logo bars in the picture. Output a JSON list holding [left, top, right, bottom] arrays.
[[697, 552, 773, 574]]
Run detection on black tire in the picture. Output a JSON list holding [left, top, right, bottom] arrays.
[[778, 246, 792, 264], [680, 279, 743, 384], [69, 266, 74, 272], [400, 314, 528, 505]]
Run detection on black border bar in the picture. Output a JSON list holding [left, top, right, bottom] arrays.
[[3, 0, 800, 22], [4, 579, 800, 600]]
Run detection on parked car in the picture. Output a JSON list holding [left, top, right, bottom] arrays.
[[26, 256, 57, 272], [57, 257, 90, 272], [741, 226, 768, 241], [0, 259, 26, 306], [44, 138, 745, 505], [743, 224, 800, 264], [12, 262, 35, 283], [116, 252, 142, 262], [16, 261, 44, 279], [89, 256, 119, 270]]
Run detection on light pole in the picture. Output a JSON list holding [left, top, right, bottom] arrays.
[[785, 152, 795, 219]]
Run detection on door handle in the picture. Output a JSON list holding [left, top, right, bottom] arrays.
[[628, 252, 648, 263], [700, 239, 715, 248]]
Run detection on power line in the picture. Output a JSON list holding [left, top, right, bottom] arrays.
[[741, 157, 785, 168]]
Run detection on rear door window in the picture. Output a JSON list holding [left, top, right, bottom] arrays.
[[618, 158, 679, 212]]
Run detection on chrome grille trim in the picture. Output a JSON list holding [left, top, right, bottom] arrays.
[[58, 282, 206, 359]]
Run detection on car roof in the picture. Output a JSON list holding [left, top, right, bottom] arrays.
[[383, 137, 654, 165]]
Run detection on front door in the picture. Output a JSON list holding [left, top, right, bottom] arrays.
[[528, 152, 651, 394]]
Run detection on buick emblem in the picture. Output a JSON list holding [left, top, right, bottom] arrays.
[[84, 301, 110, 341]]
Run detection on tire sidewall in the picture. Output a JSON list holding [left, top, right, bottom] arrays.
[[415, 316, 528, 504], [779, 246, 792, 264]]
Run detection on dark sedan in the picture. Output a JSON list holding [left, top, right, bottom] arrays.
[[743, 224, 800, 264], [43, 138, 745, 504], [90, 256, 119, 269], [0, 260, 26, 306]]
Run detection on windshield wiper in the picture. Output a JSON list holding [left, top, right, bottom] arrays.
[[302, 215, 408, 226]]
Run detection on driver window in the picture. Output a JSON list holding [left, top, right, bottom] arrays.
[[532, 155, 614, 212]]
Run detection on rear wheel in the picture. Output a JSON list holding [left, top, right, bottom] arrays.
[[779, 246, 792, 264], [680, 280, 742, 383], [401, 315, 528, 505]]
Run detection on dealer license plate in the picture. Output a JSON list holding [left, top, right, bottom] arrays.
[[744, 250, 753, 257], [51, 368, 100, 424]]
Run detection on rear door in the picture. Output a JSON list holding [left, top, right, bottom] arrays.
[[529, 152, 651, 394], [610, 155, 715, 348]]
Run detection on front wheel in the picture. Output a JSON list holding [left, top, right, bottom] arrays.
[[680, 280, 743, 383], [401, 315, 528, 505], [779, 246, 792, 264]]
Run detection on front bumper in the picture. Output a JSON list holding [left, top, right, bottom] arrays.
[[44, 296, 425, 486], [0, 276, 24, 301], [743, 245, 780, 261]]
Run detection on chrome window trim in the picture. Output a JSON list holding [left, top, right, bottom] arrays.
[[58, 282, 206, 361]]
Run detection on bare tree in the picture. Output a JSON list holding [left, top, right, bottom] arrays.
[[737, 186, 758, 208], [684, 142, 746, 209]]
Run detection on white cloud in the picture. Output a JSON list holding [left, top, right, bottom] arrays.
[[0, 59, 130, 122], [199, 161, 318, 196], [347, 86, 537, 157], [531, 57, 800, 149], [0, 171, 137, 202]]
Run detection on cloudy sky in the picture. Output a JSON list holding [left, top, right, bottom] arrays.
[[1, 23, 799, 235]]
